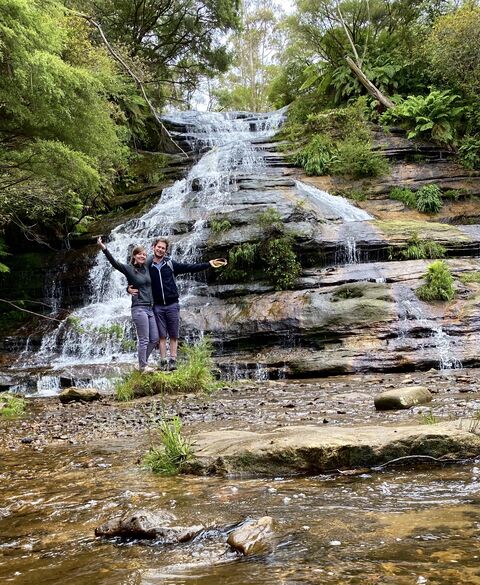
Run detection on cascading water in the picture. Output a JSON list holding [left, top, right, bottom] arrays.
[[28, 109, 286, 378], [295, 180, 372, 265], [395, 295, 462, 370]]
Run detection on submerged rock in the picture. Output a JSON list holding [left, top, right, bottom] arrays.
[[59, 387, 101, 403], [374, 386, 432, 410], [227, 516, 275, 556], [94, 509, 203, 543]]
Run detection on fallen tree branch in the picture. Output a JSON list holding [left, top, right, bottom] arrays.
[[71, 10, 189, 157], [0, 298, 63, 322], [345, 55, 394, 109]]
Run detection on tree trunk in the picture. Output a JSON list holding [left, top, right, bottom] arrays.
[[345, 56, 394, 109]]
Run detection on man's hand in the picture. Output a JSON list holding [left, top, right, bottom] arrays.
[[127, 285, 139, 296], [209, 258, 228, 268]]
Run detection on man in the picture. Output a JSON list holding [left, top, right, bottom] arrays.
[[129, 237, 226, 370]]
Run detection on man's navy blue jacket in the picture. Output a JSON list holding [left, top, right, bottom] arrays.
[[147, 256, 210, 306]]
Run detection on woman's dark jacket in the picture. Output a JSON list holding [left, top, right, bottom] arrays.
[[102, 248, 153, 307], [148, 256, 210, 306]]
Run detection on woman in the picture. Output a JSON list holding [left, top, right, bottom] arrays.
[[97, 236, 159, 372]]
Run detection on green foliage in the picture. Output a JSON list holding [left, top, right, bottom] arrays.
[[395, 234, 446, 261], [390, 184, 443, 214], [293, 135, 337, 176], [260, 235, 301, 291], [427, 6, 480, 99], [332, 286, 364, 301], [416, 260, 455, 302], [210, 218, 232, 234], [380, 90, 465, 145], [333, 140, 389, 179], [219, 242, 259, 282], [143, 416, 193, 475], [459, 272, 480, 285], [458, 136, 480, 170], [294, 135, 387, 178], [220, 210, 302, 290], [0, 238, 10, 273], [115, 338, 218, 400], [416, 184, 443, 214], [418, 410, 439, 425], [0, 0, 129, 234], [258, 208, 284, 232], [0, 393, 26, 418]]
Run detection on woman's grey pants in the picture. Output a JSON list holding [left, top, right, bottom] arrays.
[[131, 306, 159, 369]]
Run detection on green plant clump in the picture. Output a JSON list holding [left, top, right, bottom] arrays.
[[458, 136, 480, 170], [293, 135, 387, 179], [115, 338, 218, 401], [416, 184, 443, 214], [0, 393, 26, 418], [416, 260, 455, 302], [390, 184, 443, 214], [396, 233, 446, 260], [143, 416, 193, 475], [459, 272, 480, 285], [210, 218, 232, 234], [260, 236, 301, 291], [418, 410, 440, 425]]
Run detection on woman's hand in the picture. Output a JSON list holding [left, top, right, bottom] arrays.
[[97, 236, 106, 250]]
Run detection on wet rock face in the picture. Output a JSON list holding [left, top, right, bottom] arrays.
[[374, 386, 433, 410], [227, 517, 275, 556], [94, 509, 203, 543]]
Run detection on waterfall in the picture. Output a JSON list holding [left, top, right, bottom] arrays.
[[395, 297, 462, 370], [295, 181, 372, 222], [31, 109, 286, 370]]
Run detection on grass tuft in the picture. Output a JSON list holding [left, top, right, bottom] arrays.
[[142, 416, 194, 475], [115, 338, 219, 401], [0, 393, 26, 418]]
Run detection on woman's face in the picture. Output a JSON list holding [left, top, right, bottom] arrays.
[[133, 250, 147, 265]]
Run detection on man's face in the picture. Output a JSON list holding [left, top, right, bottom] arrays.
[[153, 241, 168, 260]]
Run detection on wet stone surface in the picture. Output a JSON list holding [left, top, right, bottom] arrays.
[[1, 369, 480, 452]]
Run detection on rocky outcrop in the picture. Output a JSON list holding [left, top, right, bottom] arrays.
[[190, 421, 480, 476], [95, 509, 203, 542]]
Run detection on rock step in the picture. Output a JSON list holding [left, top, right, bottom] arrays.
[[190, 421, 480, 476]]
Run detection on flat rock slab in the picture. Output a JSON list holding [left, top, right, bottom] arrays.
[[190, 421, 480, 476]]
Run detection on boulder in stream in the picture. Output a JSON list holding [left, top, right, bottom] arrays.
[[227, 516, 275, 556], [94, 509, 204, 543], [374, 386, 433, 410], [59, 387, 101, 403]]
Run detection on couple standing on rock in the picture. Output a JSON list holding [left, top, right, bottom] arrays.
[[97, 236, 226, 372]]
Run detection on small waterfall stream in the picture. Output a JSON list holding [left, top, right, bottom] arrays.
[[25, 110, 286, 380]]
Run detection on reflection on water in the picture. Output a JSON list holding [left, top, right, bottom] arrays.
[[1, 445, 479, 584]]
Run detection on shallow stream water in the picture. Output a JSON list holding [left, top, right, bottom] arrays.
[[1, 443, 479, 585]]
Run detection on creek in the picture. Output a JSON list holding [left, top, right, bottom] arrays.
[[1, 443, 479, 585]]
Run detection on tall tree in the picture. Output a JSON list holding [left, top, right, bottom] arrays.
[[214, 0, 285, 112], [70, 0, 241, 102]]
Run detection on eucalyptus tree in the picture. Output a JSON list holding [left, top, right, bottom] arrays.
[[213, 0, 285, 112]]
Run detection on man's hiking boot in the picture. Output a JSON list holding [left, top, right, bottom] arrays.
[[158, 358, 168, 371], [169, 358, 177, 371]]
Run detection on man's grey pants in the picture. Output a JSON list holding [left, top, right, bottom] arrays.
[[131, 306, 159, 369]]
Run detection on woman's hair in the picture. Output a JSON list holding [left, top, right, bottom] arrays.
[[153, 237, 169, 250], [130, 246, 147, 266]]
